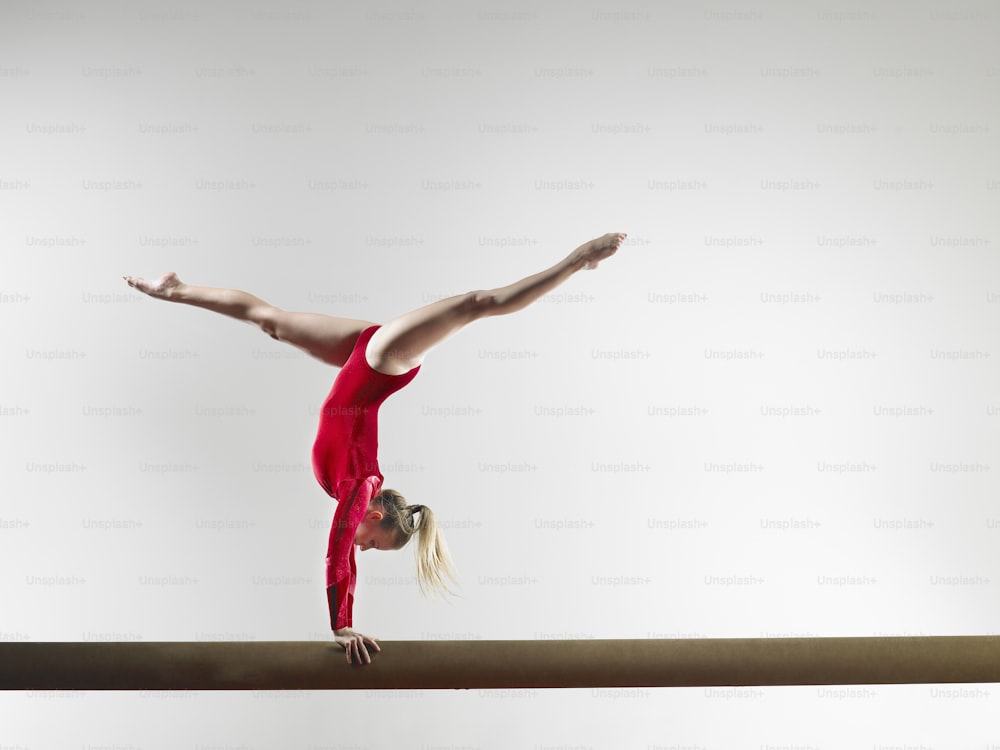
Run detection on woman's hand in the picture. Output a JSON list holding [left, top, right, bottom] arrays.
[[333, 627, 381, 665]]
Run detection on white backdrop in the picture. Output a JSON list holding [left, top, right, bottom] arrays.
[[1, 0, 998, 747]]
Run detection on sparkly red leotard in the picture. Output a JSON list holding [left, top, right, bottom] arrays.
[[312, 325, 420, 631]]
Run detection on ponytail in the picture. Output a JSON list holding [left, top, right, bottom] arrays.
[[374, 489, 457, 596]]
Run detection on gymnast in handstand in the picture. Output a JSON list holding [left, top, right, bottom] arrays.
[[123, 231, 626, 665]]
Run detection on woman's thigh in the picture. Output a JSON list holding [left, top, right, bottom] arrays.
[[265, 310, 377, 367], [365, 292, 487, 375]]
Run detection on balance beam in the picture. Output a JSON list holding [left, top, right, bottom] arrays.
[[2, 637, 999, 690]]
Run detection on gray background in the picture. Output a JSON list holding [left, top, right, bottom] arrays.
[[1, 0, 999, 747]]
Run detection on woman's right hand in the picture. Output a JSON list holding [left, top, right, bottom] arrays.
[[333, 627, 381, 665]]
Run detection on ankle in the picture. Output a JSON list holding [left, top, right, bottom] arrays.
[[167, 282, 191, 302], [564, 249, 589, 273]]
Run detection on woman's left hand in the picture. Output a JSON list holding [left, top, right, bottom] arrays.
[[333, 627, 381, 665]]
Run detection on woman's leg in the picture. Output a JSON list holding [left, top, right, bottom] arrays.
[[122, 272, 375, 367], [366, 232, 627, 375]]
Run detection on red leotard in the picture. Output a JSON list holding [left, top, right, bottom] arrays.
[[311, 325, 420, 631]]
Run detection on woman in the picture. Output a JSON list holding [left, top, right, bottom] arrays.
[[123, 231, 627, 664]]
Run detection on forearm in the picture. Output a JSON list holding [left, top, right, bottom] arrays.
[[327, 584, 347, 630]]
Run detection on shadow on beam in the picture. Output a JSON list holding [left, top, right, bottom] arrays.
[[2, 637, 1000, 691]]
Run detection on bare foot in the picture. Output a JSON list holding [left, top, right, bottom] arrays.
[[122, 271, 184, 300], [576, 232, 627, 270]]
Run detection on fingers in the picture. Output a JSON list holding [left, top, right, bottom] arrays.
[[343, 634, 380, 664], [344, 639, 360, 664], [355, 634, 380, 664], [344, 638, 365, 664], [353, 640, 371, 664]]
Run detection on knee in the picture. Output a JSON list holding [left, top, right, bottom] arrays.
[[250, 305, 281, 339], [465, 290, 498, 318]]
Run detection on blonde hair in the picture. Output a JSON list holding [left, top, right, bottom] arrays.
[[373, 488, 457, 596]]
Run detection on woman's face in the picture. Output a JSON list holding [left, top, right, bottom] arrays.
[[354, 509, 396, 552]]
